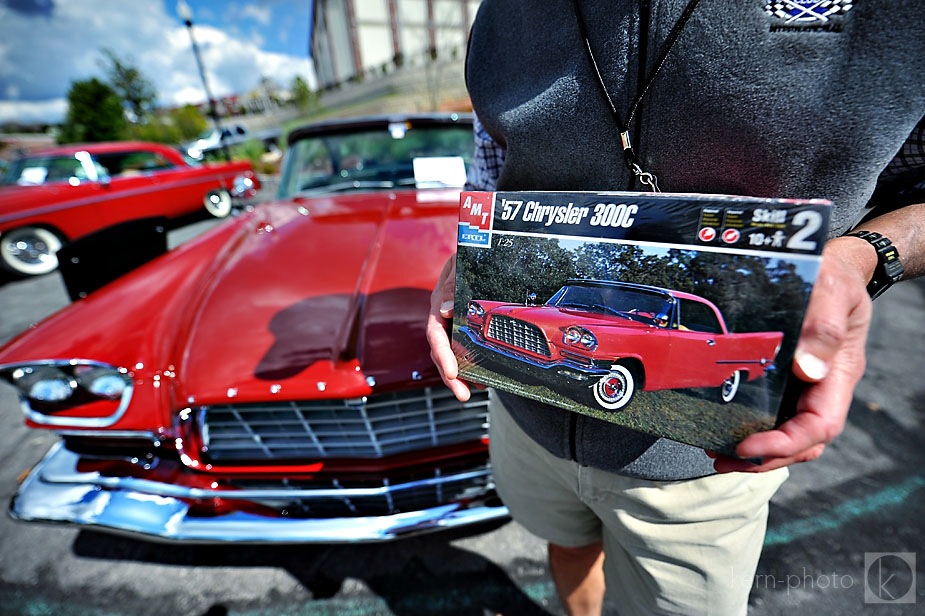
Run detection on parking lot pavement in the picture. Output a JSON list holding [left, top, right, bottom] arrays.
[[749, 277, 925, 615], [0, 216, 922, 615]]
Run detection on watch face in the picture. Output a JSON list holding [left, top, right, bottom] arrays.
[[882, 247, 902, 271], [875, 242, 904, 284], [847, 231, 904, 299]]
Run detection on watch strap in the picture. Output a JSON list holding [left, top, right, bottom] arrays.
[[845, 230, 904, 299]]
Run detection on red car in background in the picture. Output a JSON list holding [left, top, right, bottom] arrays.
[[0, 141, 259, 276]]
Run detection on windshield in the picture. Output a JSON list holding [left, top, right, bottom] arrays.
[[549, 284, 673, 326], [278, 124, 473, 198]]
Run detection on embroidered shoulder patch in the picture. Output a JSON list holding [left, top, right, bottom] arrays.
[[764, 0, 854, 32]]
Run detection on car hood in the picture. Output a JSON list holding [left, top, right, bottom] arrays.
[[0, 190, 460, 414], [178, 192, 457, 403]]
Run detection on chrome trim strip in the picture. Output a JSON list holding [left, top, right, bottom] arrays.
[[55, 430, 159, 440], [715, 359, 775, 367], [10, 442, 509, 544]]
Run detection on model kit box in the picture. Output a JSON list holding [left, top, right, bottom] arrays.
[[452, 191, 832, 457]]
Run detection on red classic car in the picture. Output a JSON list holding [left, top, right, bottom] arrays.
[[0, 141, 259, 276], [0, 113, 507, 542], [460, 279, 784, 410]]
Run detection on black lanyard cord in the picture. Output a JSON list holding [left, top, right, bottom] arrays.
[[573, 0, 704, 190]]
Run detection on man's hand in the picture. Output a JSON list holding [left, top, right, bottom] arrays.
[[714, 237, 874, 472], [426, 256, 471, 401]]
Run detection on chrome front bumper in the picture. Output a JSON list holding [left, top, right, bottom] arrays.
[[10, 442, 509, 543]]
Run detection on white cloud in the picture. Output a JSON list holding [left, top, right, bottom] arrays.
[[0, 0, 315, 125], [240, 4, 272, 26], [0, 99, 68, 125]]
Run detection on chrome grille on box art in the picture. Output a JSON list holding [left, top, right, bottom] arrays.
[[200, 387, 490, 461], [487, 315, 551, 357]]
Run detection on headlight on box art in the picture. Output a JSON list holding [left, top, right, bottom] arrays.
[[0, 361, 133, 428], [580, 331, 597, 349], [563, 326, 597, 351]]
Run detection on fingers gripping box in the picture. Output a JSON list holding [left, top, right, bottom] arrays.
[[452, 191, 831, 456]]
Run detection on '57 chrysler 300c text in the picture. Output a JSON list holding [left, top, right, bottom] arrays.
[[459, 280, 784, 410]]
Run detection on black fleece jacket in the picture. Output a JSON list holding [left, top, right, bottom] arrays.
[[465, 0, 925, 479]]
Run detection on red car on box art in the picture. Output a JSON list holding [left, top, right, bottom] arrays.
[[0, 141, 259, 276], [460, 279, 784, 410], [0, 113, 507, 543]]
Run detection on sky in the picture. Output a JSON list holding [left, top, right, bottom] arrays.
[[0, 0, 316, 125]]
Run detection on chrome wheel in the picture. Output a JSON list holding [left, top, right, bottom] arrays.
[[1, 227, 63, 276], [592, 364, 636, 411], [719, 370, 742, 403], [204, 188, 232, 218]]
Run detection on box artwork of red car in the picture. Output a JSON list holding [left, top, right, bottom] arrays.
[[452, 191, 832, 455], [461, 278, 784, 409]]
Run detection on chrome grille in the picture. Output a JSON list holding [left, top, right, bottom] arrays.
[[200, 387, 490, 462], [487, 315, 551, 357], [228, 461, 496, 517]]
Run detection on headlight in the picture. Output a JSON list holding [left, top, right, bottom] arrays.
[[75, 365, 131, 399], [1, 361, 133, 428], [232, 173, 257, 198], [467, 302, 485, 318], [563, 326, 597, 350], [10, 366, 76, 402]]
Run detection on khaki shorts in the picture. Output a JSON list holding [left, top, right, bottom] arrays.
[[488, 395, 788, 616]]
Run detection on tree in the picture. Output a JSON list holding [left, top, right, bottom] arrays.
[[170, 104, 209, 141], [573, 243, 671, 287], [456, 237, 577, 316], [291, 75, 319, 113], [100, 48, 157, 122], [57, 78, 126, 143]]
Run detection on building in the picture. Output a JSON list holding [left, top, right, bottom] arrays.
[[311, 0, 480, 98]]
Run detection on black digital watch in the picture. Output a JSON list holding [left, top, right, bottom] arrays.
[[845, 230, 904, 299]]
